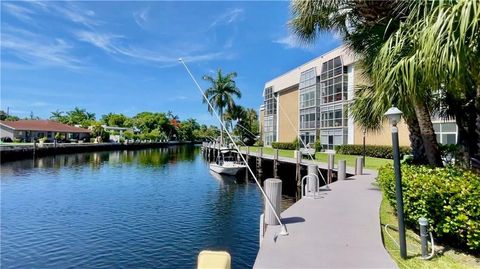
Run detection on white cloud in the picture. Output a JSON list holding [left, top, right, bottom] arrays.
[[75, 30, 231, 65], [210, 8, 244, 28], [168, 95, 188, 101], [2, 2, 34, 22], [133, 7, 150, 28], [1, 26, 83, 68], [273, 33, 307, 49], [28, 1, 99, 27], [76, 31, 123, 54]]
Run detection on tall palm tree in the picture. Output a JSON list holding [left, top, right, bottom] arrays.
[[50, 110, 67, 123], [203, 69, 242, 145], [374, 0, 480, 165], [289, 0, 447, 166], [224, 104, 246, 132]]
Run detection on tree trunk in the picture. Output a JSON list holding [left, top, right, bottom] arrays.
[[413, 99, 443, 167], [220, 106, 223, 146], [476, 84, 480, 156], [405, 116, 428, 164]]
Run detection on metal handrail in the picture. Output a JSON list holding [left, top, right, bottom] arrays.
[[301, 173, 321, 199]]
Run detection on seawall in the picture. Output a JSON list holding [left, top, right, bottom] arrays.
[[0, 142, 198, 163]]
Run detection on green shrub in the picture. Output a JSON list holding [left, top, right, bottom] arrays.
[[272, 142, 297, 150], [254, 140, 264, 147], [335, 144, 411, 159], [292, 137, 300, 150], [13, 138, 22, 143], [314, 141, 322, 151], [378, 164, 480, 252], [124, 130, 134, 139]]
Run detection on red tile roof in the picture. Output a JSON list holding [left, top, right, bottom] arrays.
[[0, 120, 91, 133]]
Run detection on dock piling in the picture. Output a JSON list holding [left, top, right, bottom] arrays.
[[256, 147, 263, 177], [338, 160, 346, 180], [307, 164, 319, 193], [355, 157, 364, 175], [273, 149, 279, 178], [327, 153, 335, 183], [264, 178, 282, 225]]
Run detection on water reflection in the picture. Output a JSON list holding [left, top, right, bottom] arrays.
[[1, 145, 262, 269], [1, 145, 199, 177]]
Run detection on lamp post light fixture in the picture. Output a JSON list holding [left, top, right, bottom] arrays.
[[384, 106, 407, 259], [362, 128, 366, 166]]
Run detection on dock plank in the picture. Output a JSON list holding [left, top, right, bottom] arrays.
[[253, 172, 396, 269]]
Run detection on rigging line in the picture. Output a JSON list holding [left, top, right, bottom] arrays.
[[235, 122, 258, 139], [179, 58, 288, 236], [272, 94, 329, 188]]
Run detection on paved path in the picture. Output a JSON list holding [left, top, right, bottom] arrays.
[[253, 172, 397, 269]]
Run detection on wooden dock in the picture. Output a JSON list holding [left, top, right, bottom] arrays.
[[254, 172, 396, 268], [202, 143, 395, 268]]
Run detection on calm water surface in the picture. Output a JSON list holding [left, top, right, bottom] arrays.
[[1, 146, 263, 268]]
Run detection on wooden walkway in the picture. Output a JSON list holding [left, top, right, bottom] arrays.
[[253, 171, 396, 268]]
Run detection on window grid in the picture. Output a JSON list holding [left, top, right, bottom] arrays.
[[433, 122, 457, 145], [320, 56, 347, 104]]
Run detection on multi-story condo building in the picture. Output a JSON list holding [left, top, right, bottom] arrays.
[[260, 45, 457, 149]]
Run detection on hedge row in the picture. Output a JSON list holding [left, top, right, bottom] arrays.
[[378, 164, 480, 252], [335, 144, 411, 159], [271, 142, 298, 150]]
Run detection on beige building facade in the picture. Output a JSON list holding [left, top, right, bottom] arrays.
[[261, 45, 457, 150]]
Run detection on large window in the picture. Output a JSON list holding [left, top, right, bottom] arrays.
[[300, 86, 316, 108], [264, 115, 276, 146], [433, 122, 457, 145], [264, 87, 277, 116], [320, 104, 348, 128], [299, 68, 318, 134], [263, 87, 277, 146], [300, 107, 316, 129], [320, 128, 348, 150], [320, 57, 348, 104], [300, 132, 315, 146]]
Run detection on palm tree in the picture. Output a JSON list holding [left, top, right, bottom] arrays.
[[289, 0, 447, 166], [374, 0, 480, 165], [202, 69, 242, 145], [50, 110, 67, 123], [224, 104, 245, 133]]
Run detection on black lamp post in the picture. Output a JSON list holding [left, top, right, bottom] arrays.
[[385, 106, 407, 259], [362, 128, 366, 166]]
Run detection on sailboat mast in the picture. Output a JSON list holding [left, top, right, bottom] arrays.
[[220, 106, 223, 146]]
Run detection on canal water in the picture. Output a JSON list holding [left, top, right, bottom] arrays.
[[0, 145, 266, 268]]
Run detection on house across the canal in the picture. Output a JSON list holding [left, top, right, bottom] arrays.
[[0, 120, 91, 142]]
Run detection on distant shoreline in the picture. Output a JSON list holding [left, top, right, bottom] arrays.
[[0, 141, 200, 163]]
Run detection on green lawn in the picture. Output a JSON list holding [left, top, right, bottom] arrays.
[[242, 146, 392, 170], [0, 142, 34, 146], [380, 194, 479, 269]]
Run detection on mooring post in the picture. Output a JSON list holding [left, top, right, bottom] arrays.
[[338, 160, 346, 181], [295, 150, 301, 187], [264, 178, 282, 225], [245, 146, 250, 181], [328, 153, 335, 183], [307, 164, 319, 193], [355, 156, 364, 175], [273, 149, 279, 178], [257, 147, 263, 177]]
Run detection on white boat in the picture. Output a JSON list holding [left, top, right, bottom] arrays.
[[209, 148, 246, 176]]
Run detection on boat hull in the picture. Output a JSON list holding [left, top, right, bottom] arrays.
[[210, 163, 246, 176]]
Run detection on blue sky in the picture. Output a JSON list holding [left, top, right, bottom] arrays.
[[1, 1, 340, 125]]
